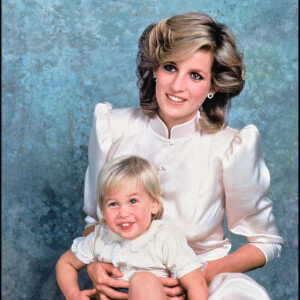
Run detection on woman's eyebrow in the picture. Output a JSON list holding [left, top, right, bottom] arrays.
[[163, 60, 176, 65]]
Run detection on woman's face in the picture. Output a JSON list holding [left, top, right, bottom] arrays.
[[154, 49, 214, 131]]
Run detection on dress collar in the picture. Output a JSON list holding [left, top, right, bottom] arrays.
[[149, 112, 200, 139]]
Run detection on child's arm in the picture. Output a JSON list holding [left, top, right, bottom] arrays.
[[179, 268, 209, 300], [56, 249, 97, 300]]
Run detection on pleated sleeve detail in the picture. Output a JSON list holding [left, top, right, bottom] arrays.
[[83, 103, 113, 226], [222, 125, 283, 263]]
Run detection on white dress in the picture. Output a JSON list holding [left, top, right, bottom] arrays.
[[72, 220, 206, 281], [83, 102, 283, 299]]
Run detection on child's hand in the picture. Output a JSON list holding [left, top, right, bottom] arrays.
[[70, 288, 97, 300]]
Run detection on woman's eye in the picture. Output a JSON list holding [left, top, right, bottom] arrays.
[[191, 72, 203, 80], [129, 199, 137, 204], [164, 65, 176, 72], [108, 202, 118, 207]]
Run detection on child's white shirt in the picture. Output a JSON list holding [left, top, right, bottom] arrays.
[[72, 220, 206, 280]]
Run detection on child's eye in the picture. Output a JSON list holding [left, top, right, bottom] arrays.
[[164, 64, 176, 72], [108, 202, 118, 207], [191, 72, 203, 80], [129, 199, 137, 204]]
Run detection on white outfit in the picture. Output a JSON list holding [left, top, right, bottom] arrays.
[[83, 102, 283, 299], [72, 220, 206, 280]]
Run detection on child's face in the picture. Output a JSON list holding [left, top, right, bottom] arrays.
[[102, 177, 159, 240]]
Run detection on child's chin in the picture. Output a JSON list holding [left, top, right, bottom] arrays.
[[120, 231, 141, 240]]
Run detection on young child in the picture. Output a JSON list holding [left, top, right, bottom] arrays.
[[56, 155, 208, 300]]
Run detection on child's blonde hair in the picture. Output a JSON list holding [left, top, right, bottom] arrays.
[[97, 155, 164, 220]]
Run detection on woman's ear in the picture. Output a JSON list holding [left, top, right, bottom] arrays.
[[210, 83, 218, 95]]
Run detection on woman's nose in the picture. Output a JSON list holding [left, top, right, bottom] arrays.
[[171, 73, 185, 91]]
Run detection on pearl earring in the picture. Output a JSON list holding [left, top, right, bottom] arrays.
[[207, 93, 214, 99], [153, 76, 156, 82]]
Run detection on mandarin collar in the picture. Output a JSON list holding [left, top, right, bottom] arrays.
[[149, 112, 200, 139]]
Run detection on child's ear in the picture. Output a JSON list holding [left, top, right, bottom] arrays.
[[151, 198, 160, 215], [100, 208, 106, 220]]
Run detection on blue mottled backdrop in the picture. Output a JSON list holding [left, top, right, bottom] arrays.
[[2, 0, 298, 299]]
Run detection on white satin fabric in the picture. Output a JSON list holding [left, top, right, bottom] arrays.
[[208, 273, 271, 299], [83, 102, 283, 299]]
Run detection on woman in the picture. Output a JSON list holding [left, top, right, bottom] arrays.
[[82, 12, 283, 300]]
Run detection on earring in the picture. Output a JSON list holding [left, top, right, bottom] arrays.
[[153, 76, 156, 82], [207, 92, 214, 99]]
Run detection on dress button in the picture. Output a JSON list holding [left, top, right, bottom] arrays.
[[167, 139, 174, 145], [161, 165, 167, 170]]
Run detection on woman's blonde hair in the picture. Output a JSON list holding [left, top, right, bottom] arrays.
[[136, 12, 245, 132], [97, 155, 164, 220]]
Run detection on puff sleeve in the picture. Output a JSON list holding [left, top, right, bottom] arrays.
[[71, 225, 103, 264], [83, 103, 113, 227], [222, 125, 283, 263]]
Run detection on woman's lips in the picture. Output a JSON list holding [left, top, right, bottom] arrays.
[[167, 94, 187, 103]]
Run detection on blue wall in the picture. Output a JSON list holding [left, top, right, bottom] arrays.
[[2, 0, 298, 299]]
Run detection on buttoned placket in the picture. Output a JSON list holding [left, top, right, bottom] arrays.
[[149, 112, 199, 174], [158, 138, 175, 172]]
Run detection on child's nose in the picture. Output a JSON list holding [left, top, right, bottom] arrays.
[[119, 205, 130, 217]]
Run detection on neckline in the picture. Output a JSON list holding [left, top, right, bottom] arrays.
[[149, 112, 200, 139]]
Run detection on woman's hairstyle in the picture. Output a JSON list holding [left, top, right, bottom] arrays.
[[97, 155, 164, 220], [136, 12, 245, 132]]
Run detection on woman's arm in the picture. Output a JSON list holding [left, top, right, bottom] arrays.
[[179, 269, 208, 300], [159, 244, 266, 296], [82, 225, 96, 237], [200, 125, 283, 287], [203, 244, 266, 285], [223, 126, 283, 264], [56, 250, 96, 299]]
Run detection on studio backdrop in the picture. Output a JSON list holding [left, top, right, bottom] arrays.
[[2, 0, 298, 299]]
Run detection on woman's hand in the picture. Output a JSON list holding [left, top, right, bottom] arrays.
[[69, 288, 97, 300], [159, 277, 186, 300], [86, 261, 129, 299]]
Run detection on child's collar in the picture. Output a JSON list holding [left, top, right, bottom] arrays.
[[101, 220, 165, 252]]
